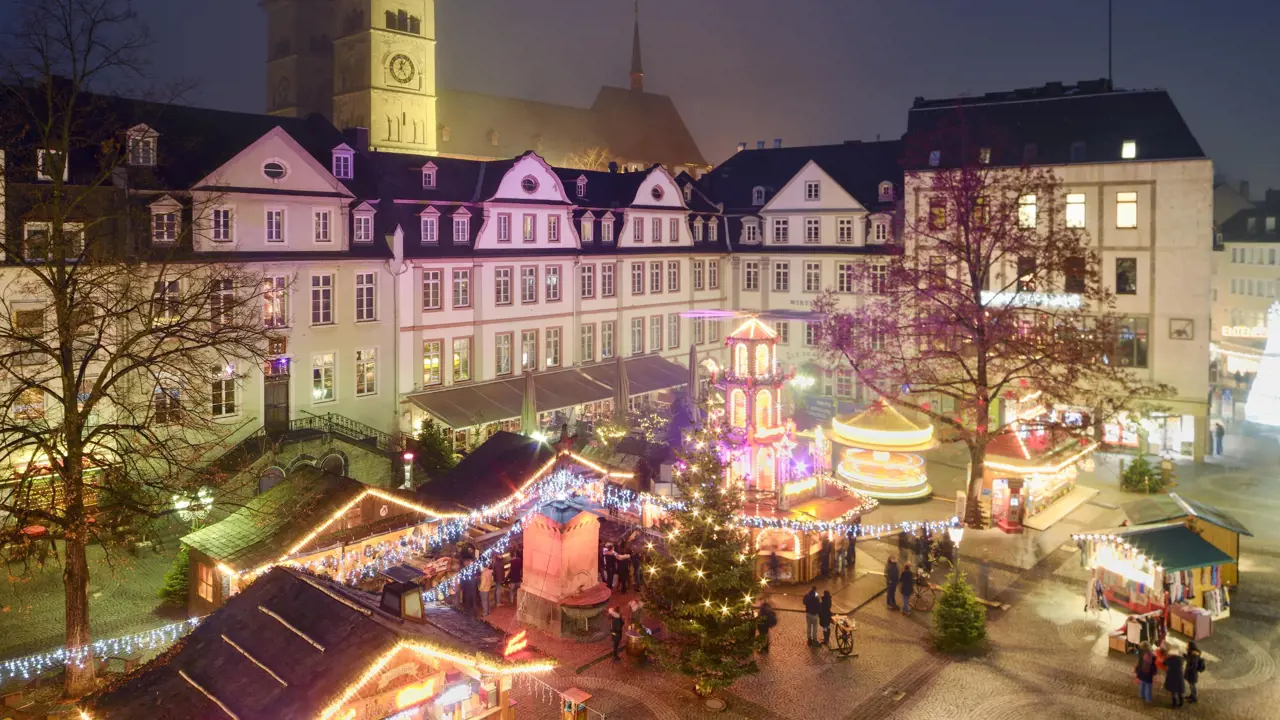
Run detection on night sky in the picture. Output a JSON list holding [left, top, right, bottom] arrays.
[[14, 0, 1280, 192]]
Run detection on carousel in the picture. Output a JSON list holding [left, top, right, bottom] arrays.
[[829, 399, 936, 502]]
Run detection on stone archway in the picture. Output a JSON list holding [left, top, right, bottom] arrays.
[[259, 466, 285, 494], [320, 452, 348, 476]]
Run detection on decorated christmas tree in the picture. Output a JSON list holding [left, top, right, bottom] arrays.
[[1245, 302, 1280, 426], [643, 425, 760, 696], [932, 568, 987, 653]]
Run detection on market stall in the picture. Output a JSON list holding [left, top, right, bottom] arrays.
[[983, 425, 1096, 532], [1075, 522, 1235, 640], [1122, 492, 1253, 586]]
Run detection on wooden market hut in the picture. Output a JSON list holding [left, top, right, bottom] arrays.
[[982, 426, 1096, 532], [1122, 492, 1253, 585], [81, 567, 555, 720]]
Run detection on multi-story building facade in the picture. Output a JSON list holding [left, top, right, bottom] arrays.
[[1212, 189, 1280, 377]]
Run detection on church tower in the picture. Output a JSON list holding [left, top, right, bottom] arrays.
[[263, 0, 336, 118], [331, 0, 438, 154]]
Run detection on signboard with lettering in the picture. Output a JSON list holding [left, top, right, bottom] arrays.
[[1221, 325, 1267, 339], [808, 396, 837, 423]]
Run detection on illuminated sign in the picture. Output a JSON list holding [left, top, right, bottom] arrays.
[[503, 630, 528, 657], [395, 678, 437, 709], [436, 683, 472, 706], [1221, 325, 1267, 339], [980, 291, 1082, 310]]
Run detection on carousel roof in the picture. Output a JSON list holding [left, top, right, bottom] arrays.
[[830, 399, 936, 453], [984, 425, 1096, 473], [727, 317, 777, 341]]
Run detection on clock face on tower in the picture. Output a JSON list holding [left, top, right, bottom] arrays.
[[389, 54, 415, 84]]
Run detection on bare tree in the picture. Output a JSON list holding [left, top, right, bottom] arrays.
[[562, 146, 615, 172], [0, 0, 272, 696], [815, 117, 1169, 527]]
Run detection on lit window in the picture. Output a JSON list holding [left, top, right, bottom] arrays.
[[263, 276, 288, 328], [212, 364, 237, 417], [1121, 140, 1137, 159], [1116, 192, 1138, 229], [495, 333, 513, 375], [423, 340, 442, 385], [581, 218, 594, 244], [1018, 195, 1037, 228], [977, 148, 990, 165], [1065, 193, 1086, 228], [452, 338, 471, 381], [355, 349, 377, 395], [546, 327, 561, 368], [312, 353, 335, 402], [523, 214, 536, 242]]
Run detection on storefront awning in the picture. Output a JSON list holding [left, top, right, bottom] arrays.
[[1090, 522, 1234, 572], [404, 355, 689, 429]]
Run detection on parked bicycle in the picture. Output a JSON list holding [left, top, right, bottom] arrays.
[[909, 570, 937, 612]]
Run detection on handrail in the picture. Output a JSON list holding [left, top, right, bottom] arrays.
[[288, 413, 403, 453]]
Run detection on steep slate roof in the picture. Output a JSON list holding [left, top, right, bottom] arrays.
[[83, 567, 552, 720], [590, 86, 708, 169], [1219, 190, 1280, 242], [437, 88, 607, 164], [416, 431, 556, 510], [905, 80, 1205, 169], [1122, 493, 1253, 536], [700, 139, 904, 212]]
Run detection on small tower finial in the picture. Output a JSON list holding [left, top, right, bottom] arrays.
[[629, 0, 644, 92]]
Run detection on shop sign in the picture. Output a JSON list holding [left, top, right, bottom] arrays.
[[1221, 325, 1267, 338], [980, 291, 1082, 310]]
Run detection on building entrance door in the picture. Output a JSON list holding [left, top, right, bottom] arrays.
[[264, 373, 290, 436]]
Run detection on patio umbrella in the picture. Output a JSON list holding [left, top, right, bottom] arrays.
[[520, 370, 539, 436], [613, 354, 630, 425], [688, 344, 701, 425]]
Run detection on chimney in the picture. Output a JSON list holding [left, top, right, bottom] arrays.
[[756, 141, 765, 150], [736, 142, 746, 153], [1266, 189, 1280, 205], [379, 580, 424, 622], [608, 161, 619, 174], [1241, 181, 1251, 201]]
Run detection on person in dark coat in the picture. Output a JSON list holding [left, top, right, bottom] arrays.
[[757, 601, 778, 653], [1185, 641, 1205, 702], [884, 557, 900, 609], [1135, 642, 1156, 703], [897, 530, 911, 564], [602, 543, 617, 587], [898, 563, 915, 615], [608, 606, 625, 660], [819, 543, 831, 578], [1213, 422, 1225, 456], [768, 551, 781, 581], [845, 530, 857, 575], [491, 553, 507, 606], [507, 548, 523, 601], [818, 591, 834, 645], [802, 587, 821, 645], [614, 544, 632, 593], [1164, 649, 1187, 707]]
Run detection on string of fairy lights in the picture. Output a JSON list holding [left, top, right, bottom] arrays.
[[0, 617, 202, 683]]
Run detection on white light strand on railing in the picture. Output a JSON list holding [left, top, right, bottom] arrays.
[[0, 617, 203, 683]]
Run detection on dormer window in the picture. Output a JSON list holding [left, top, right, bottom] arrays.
[[682, 184, 692, 202], [331, 145, 353, 179], [421, 162, 437, 189], [451, 208, 471, 245], [576, 175, 587, 199], [978, 147, 991, 165], [352, 204, 374, 244], [36, 149, 67, 182], [419, 207, 439, 245], [440, 125, 452, 143], [651, 185, 664, 202], [1121, 139, 1137, 159], [751, 186, 766, 206], [150, 197, 181, 244], [928, 150, 941, 167], [878, 181, 894, 202], [127, 125, 158, 166]]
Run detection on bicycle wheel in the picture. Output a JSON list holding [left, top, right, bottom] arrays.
[[910, 586, 934, 612], [835, 629, 853, 656]]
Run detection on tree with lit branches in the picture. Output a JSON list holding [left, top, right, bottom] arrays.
[[642, 425, 760, 697]]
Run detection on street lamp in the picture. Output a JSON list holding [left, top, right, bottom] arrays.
[[402, 451, 415, 490], [947, 524, 965, 573]]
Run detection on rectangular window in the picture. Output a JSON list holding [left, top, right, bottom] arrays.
[[354, 214, 372, 244], [693, 318, 705, 345], [668, 261, 680, 292], [452, 338, 471, 382], [355, 349, 377, 396], [1268, 217, 1277, 234], [774, 322, 790, 345], [521, 266, 538, 304], [1016, 257, 1037, 293], [650, 262, 663, 294], [805, 180, 820, 201], [837, 217, 854, 244], [670, 218, 680, 244], [580, 324, 595, 363], [420, 216, 438, 244], [743, 223, 759, 244], [1121, 140, 1137, 159], [650, 316, 662, 353], [805, 323, 820, 347], [521, 330, 538, 371], [355, 272, 376, 321], [152, 382, 179, 424], [312, 353, 335, 402], [22, 223, 47, 260], [266, 209, 284, 242], [1112, 317, 1149, 368], [631, 262, 644, 295], [452, 269, 471, 308], [581, 219, 593, 244], [804, 262, 822, 293], [196, 563, 214, 603], [1116, 191, 1138, 228], [212, 208, 233, 241], [314, 210, 331, 243], [804, 218, 821, 244], [929, 198, 947, 230], [837, 263, 854, 293], [14, 308, 44, 338], [772, 218, 789, 243], [548, 215, 560, 243], [773, 262, 790, 292], [1271, 248, 1277, 265], [630, 318, 644, 356], [693, 221, 703, 243], [1115, 257, 1138, 295], [263, 276, 288, 328], [211, 365, 236, 417], [209, 279, 233, 325], [707, 221, 717, 243], [693, 260, 704, 290], [602, 321, 615, 359], [602, 218, 614, 243], [423, 340, 442, 386], [580, 265, 596, 299], [634, 217, 644, 242], [497, 213, 511, 243], [422, 269, 442, 310], [546, 328, 561, 368], [652, 217, 663, 243], [836, 370, 854, 398], [1065, 193, 1087, 228], [868, 263, 888, 295], [153, 211, 178, 243], [667, 314, 680, 349], [744, 261, 760, 291], [495, 333, 513, 375], [494, 268, 512, 305], [874, 222, 888, 242], [453, 216, 469, 244], [1018, 195, 1037, 228], [130, 135, 157, 166], [1064, 257, 1086, 293], [602, 264, 616, 297], [522, 214, 537, 243], [545, 266, 561, 301], [422, 167, 435, 188], [310, 274, 333, 325], [709, 261, 720, 289]]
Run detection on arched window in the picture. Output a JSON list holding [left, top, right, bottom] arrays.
[[878, 181, 894, 202], [730, 389, 747, 428], [755, 344, 770, 377], [755, 389, 773, 429], [752, 186, 766, 206], [734, 343, 748, 375]]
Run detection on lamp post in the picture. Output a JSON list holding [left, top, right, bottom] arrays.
[[402, 451, 415, 490], [947, 524, 965, 574]]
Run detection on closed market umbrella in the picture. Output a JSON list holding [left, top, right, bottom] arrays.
[[613, 354, 630, 425], [521, 370, 539, 436]]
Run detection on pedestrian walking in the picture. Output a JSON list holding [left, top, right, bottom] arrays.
[[757, 601, 778, 653], [819, 591, 834, 646], [478, 564, 494, 616], [819, 543, 831, 578], [1164, 648, 1187, 707], [1185, 641, 1205, 703], [508, 548, 523, 603], [768, 551, 781, 582], [1135, 642, 1157, 703], [491, 552, 507, 605], [803, 586, 821, 645], [603, 543, 617, 587], [834, 540, 846, 578], [615, 544, 632, 593], [898, 563, 915, 615], [459, 562, 481, 617], [897, 530, 911, 565], [845, 529, 857, 575], [1213, 422, 1225, 456], [914, 528, 927, 567], [608, 606, 624, 661], [884, 557, 900, 609]]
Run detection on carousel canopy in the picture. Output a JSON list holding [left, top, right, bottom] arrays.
[[984, 425, 1096, 474], [830, 399, 936, 453]]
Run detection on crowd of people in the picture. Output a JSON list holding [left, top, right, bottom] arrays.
[[1134, 640, 1206, 708], [453, 544, 523, 618]]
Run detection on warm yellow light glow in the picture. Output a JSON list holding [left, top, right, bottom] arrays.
[[831, 416, 934, 448], [984, 443, 1097, 475], [730, 317, 777, 340], [395, 678, 437, 709], [783, 477, 818, 497], [872, 450, 889, 463]]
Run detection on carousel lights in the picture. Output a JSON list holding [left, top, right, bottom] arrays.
[[782, 477, 818, 497], [2, 617, 203, 682], [831, 416, 934, 447]]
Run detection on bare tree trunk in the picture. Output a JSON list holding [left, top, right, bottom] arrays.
[[965, 441, 987, 528], [62, 526, 95, 696]]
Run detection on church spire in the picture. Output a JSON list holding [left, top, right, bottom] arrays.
[[629, 0, 644, 92]]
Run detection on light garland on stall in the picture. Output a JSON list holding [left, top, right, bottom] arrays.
[[0, 617, 203, 682]]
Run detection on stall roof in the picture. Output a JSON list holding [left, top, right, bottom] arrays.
[[985, 426, 1094, 467], [416, 431, 557, 510], [1122, 493, 1253, 537], [82, 567, 553, 720], [405, 355, 689, 429], [1089, 522, 1235, 572]]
